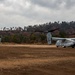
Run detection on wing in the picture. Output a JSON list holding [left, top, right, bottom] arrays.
[[69, 38, 75, 40], [52, 37, 66, 41], [52, 37, 75, 41]]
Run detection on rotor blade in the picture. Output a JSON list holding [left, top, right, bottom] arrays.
[[34, 28, 59, 33], [48, 28, 59, 32]]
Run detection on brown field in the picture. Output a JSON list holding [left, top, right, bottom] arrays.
[[0, 44, 75, 75]]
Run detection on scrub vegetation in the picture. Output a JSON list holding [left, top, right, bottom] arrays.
[[0, 21, 75, 44]]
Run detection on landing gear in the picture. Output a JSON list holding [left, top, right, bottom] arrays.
[[72, 46, 74, 48], [63, 46, 66, 48], [57, 46, 59, 48]]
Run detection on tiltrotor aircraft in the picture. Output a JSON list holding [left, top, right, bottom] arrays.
[[46, 29, 75, 48]]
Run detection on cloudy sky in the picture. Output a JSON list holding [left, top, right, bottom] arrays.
[[0, 0, 75, 28]]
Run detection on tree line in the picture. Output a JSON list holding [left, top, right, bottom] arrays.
[[1, 32, 46, 44], [0, 21, 75, 44]]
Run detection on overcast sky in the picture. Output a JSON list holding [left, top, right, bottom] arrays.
[[0, 0, 75, 28]]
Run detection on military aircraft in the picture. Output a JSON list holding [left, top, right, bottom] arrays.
[[46, 29, 75, 48]]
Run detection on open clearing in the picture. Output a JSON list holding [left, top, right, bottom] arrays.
[[0, 44, 75, 75]]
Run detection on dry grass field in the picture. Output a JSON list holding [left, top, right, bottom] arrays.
[[0, 44, 75, 75]]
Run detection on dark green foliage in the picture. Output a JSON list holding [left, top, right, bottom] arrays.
[[2, 35, 11, 42], [1, 33, 46, 44], [12, 34, 21, 43], [29, 33, 37, 43], [40, 34, 46, 43], [59, 32, 67, 38]]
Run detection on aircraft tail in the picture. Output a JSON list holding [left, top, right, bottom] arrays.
[[46, 32, 52, 44]]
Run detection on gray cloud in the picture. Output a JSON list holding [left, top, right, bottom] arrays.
[[0, 0, 5, 2], [65, 0, 75, 9], [30, 0, 75, 9], [0, 0, 7, 4], [30, 0, 62, 9], [0, 0, 75, 28]]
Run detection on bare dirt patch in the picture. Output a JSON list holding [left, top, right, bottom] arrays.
[[0, 44, 56, 48], [0, 45, 75, 75]]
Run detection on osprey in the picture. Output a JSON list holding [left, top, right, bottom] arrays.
[[46, 29, 75, 48]]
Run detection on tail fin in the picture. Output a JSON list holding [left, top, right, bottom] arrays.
[[46, 32, 52, 44]]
